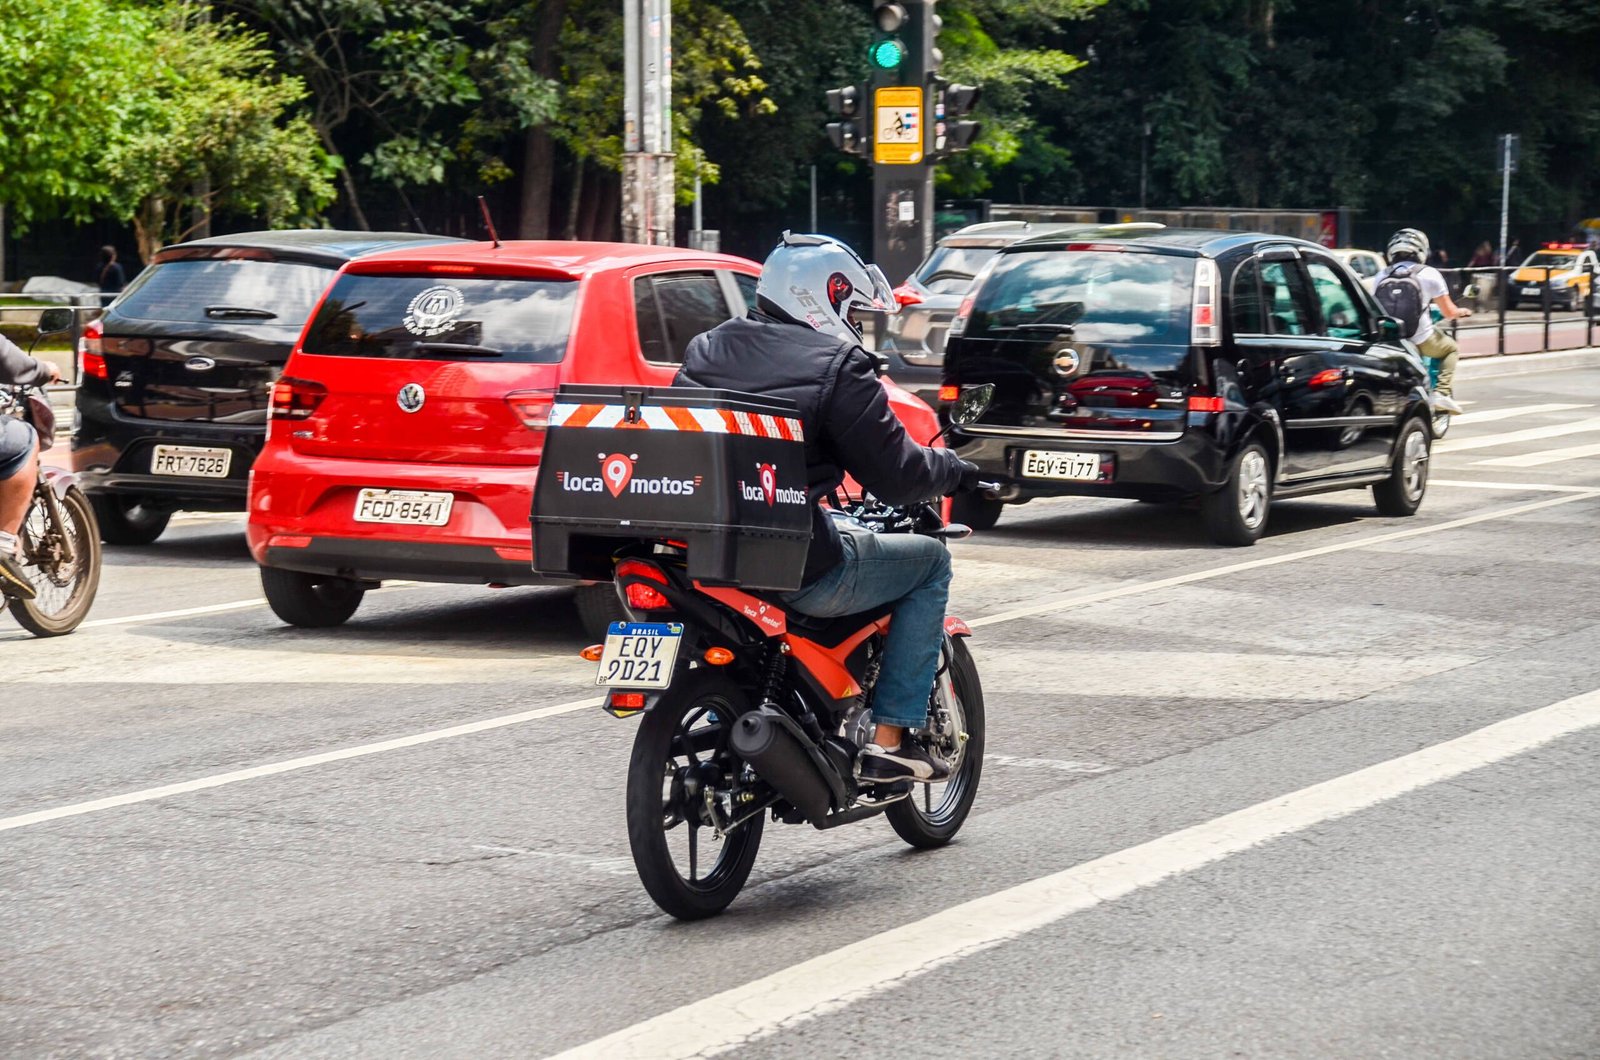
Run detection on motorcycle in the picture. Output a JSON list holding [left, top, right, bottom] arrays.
[[588, 385, 997, 920], [1, 308, 101, 636]]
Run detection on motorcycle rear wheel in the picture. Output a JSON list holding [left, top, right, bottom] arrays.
[[8, 485, 101, 637], [626, 672, 764, 920], [887, 636, 985, 848]]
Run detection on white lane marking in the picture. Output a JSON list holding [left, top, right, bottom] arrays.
[[1430, 479, 1599, 493], [988, 756, 1113, 775], [1452, 402, 1591, 426], [969, 491, 1599, 628], [1474, 441, 1600, 468], [1434, 415, 1600, 454], [73, 581, 423, 630], [551, 688, 1600, 1060], [3, 491, 1596, 831], [0, 694, 600, 834]]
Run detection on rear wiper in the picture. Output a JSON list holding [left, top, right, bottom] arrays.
[[204, 305, 278, 319], [411, 342, 503, 358]]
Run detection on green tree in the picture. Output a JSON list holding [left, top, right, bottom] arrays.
[[109, 6, 337, 261]]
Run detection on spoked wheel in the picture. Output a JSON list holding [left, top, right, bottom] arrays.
[[887, 636, 985, 848], [625, 672, 764, 920], [8, 485, 101, 636]]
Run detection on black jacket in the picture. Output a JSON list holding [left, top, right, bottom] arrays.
[[675, 312, 964, 585]]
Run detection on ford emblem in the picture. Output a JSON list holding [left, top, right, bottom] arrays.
[[1052, 349, 1081, 376], [184, 356, 217, 372], [397, 383, 426, 413]]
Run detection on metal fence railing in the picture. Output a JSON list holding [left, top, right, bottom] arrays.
[[1434, 264, 1596, 357]]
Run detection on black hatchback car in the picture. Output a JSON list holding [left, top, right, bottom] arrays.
[[72, 230, 463, 543], [942, 228, 1433, 544]]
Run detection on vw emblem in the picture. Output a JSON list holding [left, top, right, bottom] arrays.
[[1052, 349, 1082, 376], [184, 356, 216, 373], [397, 383, 426, 413]]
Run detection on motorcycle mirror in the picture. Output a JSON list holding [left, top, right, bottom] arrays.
[[36, 307, 74, 336], [948, 383, 995, 426]]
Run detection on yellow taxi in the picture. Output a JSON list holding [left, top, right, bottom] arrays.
[[1508, 243, 1597, 310]]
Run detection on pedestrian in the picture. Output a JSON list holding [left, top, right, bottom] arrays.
[[1505, 238, 1522, 267], [1373, 228, 1471, 416], [96, 246, 126, 297], [1469, 241, 1495, 267]]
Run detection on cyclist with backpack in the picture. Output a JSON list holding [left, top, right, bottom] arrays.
[[1373, 228, 1471, 415]]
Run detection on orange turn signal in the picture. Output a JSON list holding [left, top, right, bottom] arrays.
[[580, 644, 605, 662], [703, 647, 735, 666]]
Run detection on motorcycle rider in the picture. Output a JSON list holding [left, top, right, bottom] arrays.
[[0, 331, 60, 599], [1375, 227, 1471, 415], [675, 233, 979, 783]]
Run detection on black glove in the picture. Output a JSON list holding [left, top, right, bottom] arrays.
[[954, 458, 984, 494]]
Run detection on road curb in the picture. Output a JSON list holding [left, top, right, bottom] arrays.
[[1460, 346, 1600, 379]]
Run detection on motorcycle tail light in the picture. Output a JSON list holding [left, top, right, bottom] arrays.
[[78, 319, 107, 380], [624, 582, 672, 610], [270, 377, 327, 420], [608, 692, 647, 712]]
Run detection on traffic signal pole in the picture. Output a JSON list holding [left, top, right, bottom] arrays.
[[622, 0, 674, 245]]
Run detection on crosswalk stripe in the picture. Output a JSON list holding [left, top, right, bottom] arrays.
[[1434, 415, 1600, 454], [1430, 479, 1598, 493], [1452, 402, 1592, 426], [1474, 441, 1600, 468]]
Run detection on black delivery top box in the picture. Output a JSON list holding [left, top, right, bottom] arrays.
[[530, 384, 812, 590]]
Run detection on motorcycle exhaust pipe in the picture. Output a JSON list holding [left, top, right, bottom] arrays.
[[730, 707, 836, 824]]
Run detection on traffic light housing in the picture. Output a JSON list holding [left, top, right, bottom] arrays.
[[870, 4, 909, 74], [936, 81, 982, 157], [825, 84, 866, 156]]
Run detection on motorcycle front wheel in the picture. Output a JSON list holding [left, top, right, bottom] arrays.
[[887, 635, 985, 848], [625, 671, 764, 920], [9, 485, 101, 637]]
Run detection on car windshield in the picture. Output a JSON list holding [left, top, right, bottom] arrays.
[[914, 245, 1001, 293], [300, 273, 577, 363], [965, 250, 1193, 345], [1526, 253, 1578, 269], [115, 258, 332, 325]]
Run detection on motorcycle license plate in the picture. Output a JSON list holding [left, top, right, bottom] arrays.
[[596, 622, 683, 689], [1022, 449, 1102, 481], [151, 445, 232, 478]]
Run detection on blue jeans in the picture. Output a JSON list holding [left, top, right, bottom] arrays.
[[785, 517, 952, 729]]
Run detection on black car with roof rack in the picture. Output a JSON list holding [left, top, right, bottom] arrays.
[[941, 227, 1433, 544], [71, 229, 465, 544]]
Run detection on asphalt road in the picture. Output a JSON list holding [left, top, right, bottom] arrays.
[[4, 355, 1599, 1059]]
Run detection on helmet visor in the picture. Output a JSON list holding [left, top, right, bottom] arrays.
[[860, 264, 898, 315]]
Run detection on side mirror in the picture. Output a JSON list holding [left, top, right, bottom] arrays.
[[37, 307, 74, 335], [1376, 316, 1403, 341], [949, 382, 996, 426]]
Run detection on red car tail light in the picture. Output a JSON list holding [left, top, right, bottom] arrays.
[[1309, 369, 1344, 388], [270, 377, 327, 420], [1188, 395, 1224, 413], [892, 283, 924, 307], [78, 318, 106, 380], [505, 390, 555, 433]]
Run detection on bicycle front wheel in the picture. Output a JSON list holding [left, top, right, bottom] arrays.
[[9, 485, 102, 636]]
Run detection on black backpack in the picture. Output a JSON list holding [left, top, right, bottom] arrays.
[[1374, 262, 1426, 336]]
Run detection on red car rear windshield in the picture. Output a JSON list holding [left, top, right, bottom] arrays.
[[301, 273, 578, 363]]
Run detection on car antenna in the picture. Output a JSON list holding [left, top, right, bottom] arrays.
[[478, 195, 502, 248]]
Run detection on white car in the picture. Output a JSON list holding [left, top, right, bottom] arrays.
[[1330, 248, 1387, 287]]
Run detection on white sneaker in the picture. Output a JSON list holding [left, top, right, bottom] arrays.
[[1432, 393, 1463, 415]]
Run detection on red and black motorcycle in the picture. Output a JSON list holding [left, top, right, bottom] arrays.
[[570, 385, 996, 920]]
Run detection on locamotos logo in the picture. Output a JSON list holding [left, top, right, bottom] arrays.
[[555, 453, 701, 497], [739, 462, 807, 507]]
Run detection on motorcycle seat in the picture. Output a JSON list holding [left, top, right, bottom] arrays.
[[745, 590, 892, 646]]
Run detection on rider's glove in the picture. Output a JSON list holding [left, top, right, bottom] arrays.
[[954, 459, 984, 494]]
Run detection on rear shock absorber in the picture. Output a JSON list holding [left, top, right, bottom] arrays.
[[758, 644, 826, 744]]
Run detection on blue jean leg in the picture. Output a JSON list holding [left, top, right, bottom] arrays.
[[785, 526, 952, 728]]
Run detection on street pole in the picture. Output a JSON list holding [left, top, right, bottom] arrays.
[[1498, 133, 1511, 266], [622, 0, 675, 245], [1139, 121, 1150, 209], [809, 165, 818, 232]]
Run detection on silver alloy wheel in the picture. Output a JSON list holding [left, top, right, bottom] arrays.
[[1237, 450, 1269, 530], [1402, 427, 1429, 501]]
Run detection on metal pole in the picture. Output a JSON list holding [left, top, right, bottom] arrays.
[[1140, 122, 1150, 209], [809, 165, 818, 232], [693, 172, 702, 232], [1498, 134, 1511, 266], [1497, 266, 1506, 356]]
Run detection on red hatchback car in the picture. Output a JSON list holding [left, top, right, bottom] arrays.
[[247, 240, 942, 634]]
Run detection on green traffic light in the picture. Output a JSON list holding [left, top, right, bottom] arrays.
[[870, 38, 905, 70]]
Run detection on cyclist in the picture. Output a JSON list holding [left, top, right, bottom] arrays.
[[1374, 227, 1471, 415], [0, 332, 61, 599], [675, 233, 980, 784]]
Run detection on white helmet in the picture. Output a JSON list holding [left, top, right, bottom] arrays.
[[754, 232, 897, 344], [1387, 227, 1430, 264]]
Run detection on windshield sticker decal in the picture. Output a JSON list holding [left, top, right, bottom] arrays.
[[403, 285, 466, 336]]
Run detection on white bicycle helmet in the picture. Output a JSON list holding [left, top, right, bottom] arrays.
[[1387, 227, 1431, 264], [754, 232, 897, 344]]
